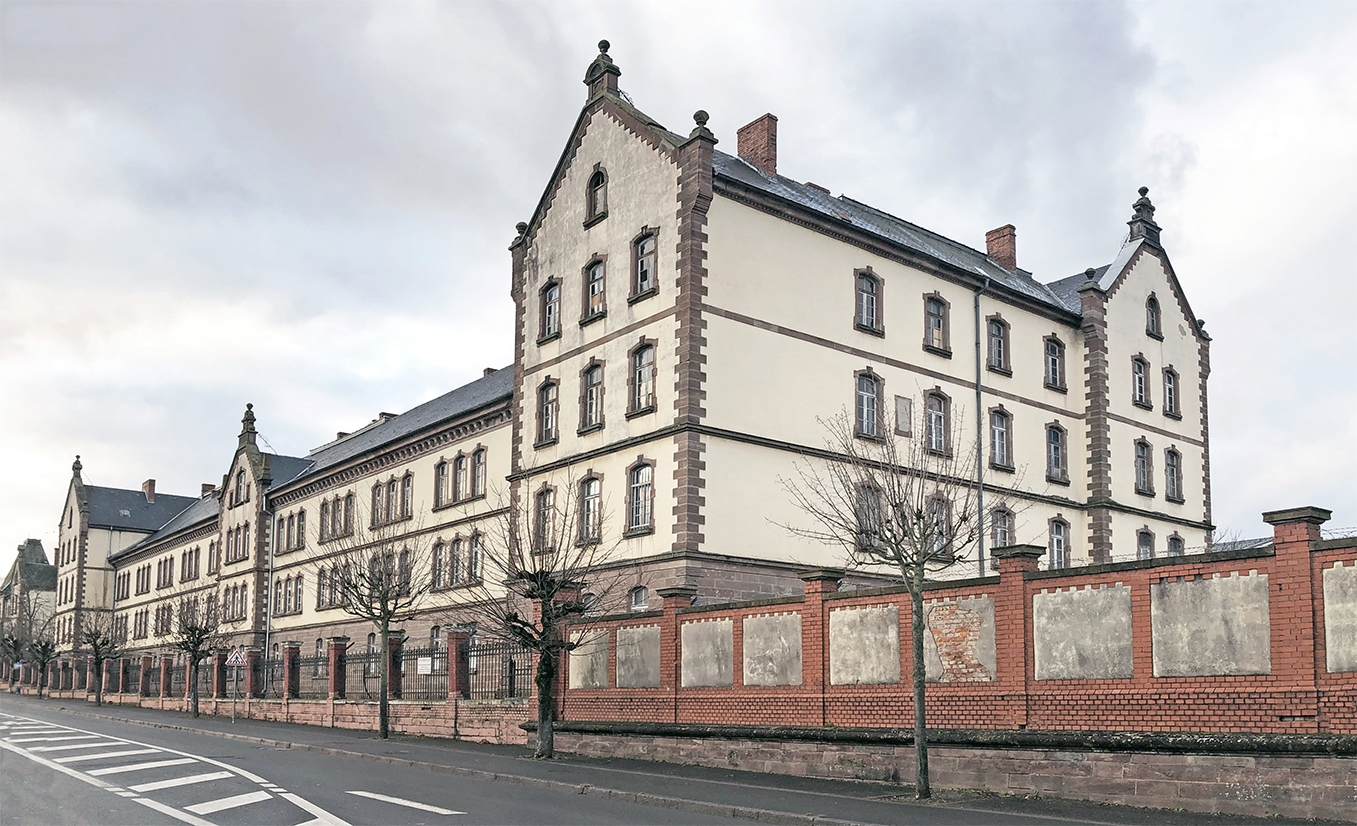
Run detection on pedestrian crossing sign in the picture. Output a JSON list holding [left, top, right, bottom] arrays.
[[225, 650, 246, 666]]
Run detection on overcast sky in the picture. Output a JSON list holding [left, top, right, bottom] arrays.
[[3, 1, 1355, 572]]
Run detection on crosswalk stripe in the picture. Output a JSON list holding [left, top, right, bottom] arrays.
[[134, 796, 217, 826], [129, 771, 233, 792], [56, 749, 160, 764], [8, 735, 101, 744], [346, 790, 464, 815], [185, 791, 272, 814], [88, 758, 197, 776], [32, 742, 124, 752]]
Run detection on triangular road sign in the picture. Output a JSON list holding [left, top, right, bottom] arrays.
[[225, 650, 246, 666]]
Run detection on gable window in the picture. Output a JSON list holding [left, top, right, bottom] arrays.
[[585, 167, 608, 224], [579, 477, 602, 543], [986, 317, 1010, 374], [925, 392, 950, 454], [632, 233, 657, 299], [539, 282, 561, 342], [1046, 423, 1068, 484], [991, 508, 1014, 548], [855, 371, 882, 439], [1167, 535, 1185, 557], [472, 448, 486, 498], [580, 363, 604, 432], [1165, 447, 1184, 502], [537, 380, 559, 446], [1132, 356, 1151, 408], [990, 408, 1013, 470], [627, 461, 654, 535], [855, 270, 882, 334], [629, 344, 655, 415], [1134, 438, 1155, 496], [1137, 530, 1154, 560], [1049, 519, 1069, 569], [1044, 336, 1066, 391], [583, 259, 606, 321], [922, 293, 951, 355], [1146, 294, 1162, 338], [1163, 368, 1180, 418], [534, 487, 556, 553]]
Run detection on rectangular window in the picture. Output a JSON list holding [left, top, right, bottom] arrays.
[[454, 456, 468, 502], [856, 374, 880, 438], [534, 489, 555, 553], [986, 319, 1009, 372], [991, 510, 1012, 548], [630, 347, 655, 413], [1049, 521, 1068, 569], [1045, 338, 1065, 390], [541, 284, 560, 339], [1135, 441, 1154, 495], [856, 273, 880, 332], [923, 296, 949, 353], [893, 396, 912, 437], [585, 261, 606, 318], [435, 463, 448, 507], [1164, 369, 1179, 417], [1132, 358, 1150, 407], [1165, 449, 1183, 501], [401, 476, 412, 518], [926, 395, 948, 453], [1047, 426, 1067, 483], [580, 479, 602, 542], [990, 411, 1011, 468], [582, 365, 603, 430], [628, 464, 653, 532], [472, 449, 486, 497], [1137, 531, 1154, 560], [538, 383, 559, 443], [634, 235, 656, 297]]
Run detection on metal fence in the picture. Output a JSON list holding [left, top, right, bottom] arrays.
[[143, 663, 161, 696], [343, 649, 383, 701], [398, 645, 448, 701], [73, 661, 87, 691], [466, 640, 533, 700], [297, 655, 329, 699], [169, 664, 186, 697]]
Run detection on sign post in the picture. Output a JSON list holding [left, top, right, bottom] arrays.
[[225, 649, 246, 722]]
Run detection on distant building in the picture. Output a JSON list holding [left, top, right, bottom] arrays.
[[1, 540, 56, 653]]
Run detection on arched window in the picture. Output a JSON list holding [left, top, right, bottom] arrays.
[[294, 576, 303, 612], [633, 234, 657, 297], [320, 501, 330, 541], [627, 462, 654, 533], [579, 477, 602, 543], [468, 535, 482, 582], [274, 578, 283, 615], [925, 392, 949, 453], [451, 538, 463, 585], [923, 294, 950, 353], [316, 567, 328, 607], [537, 380, 559, 444], [1044, 336, 1066, 390], [286, 515, 295, 551], [855, 372, 881, 439], [454, 455, 468, 502], [534, 488, 555, 553], [398, 549, 411, 592], [1163, 368, 1180, 417], [581, 363, 604, 431], [630, 344, 655, 413], [1167, 535, 1185, 557], [1165, 448, 1183, 502], [1137, 529, 1154, 560], [1134, 439, 1154, 495], [1146, 294, 1162, 337], [432, 542, 445, 590], [386, 479, 398, 522], [989, 408, 1012, 469], [372, 484, 384, 526], [401, 475, 413, 519], [1049, 520, 1069, 569], [284, 577, 294, 614], [586, 168, 607, 221], [1132, 356, 1151, 407], [540, 281, 561, 340], [343, 493, 354, 534], [629, 586, 649, 612], [472, 449, 487, 497], [991, 508, 1014, 548], [986, 317, 1010, 373], [855, 271, 881, 333], [1046, 424, 1068, 483], [584, 260, 606, 320], [235, 470, 245, 505], [434, 461, 448, 507]]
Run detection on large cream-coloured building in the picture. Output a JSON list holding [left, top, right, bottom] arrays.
[[51, 42, 1211, 663]]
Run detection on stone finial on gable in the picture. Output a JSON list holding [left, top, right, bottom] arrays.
[[72, 454, 82, 478], [1127, 186, 1162, 245], [687, 110, 717, 144], [239, 402, 257, 447], [583, 40, 621, 99]]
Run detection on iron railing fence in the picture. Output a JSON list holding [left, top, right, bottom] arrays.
[[398, 645, 448, 701], [296, 655, 329, 699], [73, 661, 87, 691], [465, 640, 533, 700], [143, 663, 161, 696], [343, 649, 383, 701]]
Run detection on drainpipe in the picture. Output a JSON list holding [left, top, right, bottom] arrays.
[[974, 280, 990, 577], [263, 508, 275, 685]]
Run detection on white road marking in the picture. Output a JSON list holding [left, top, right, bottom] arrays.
[[8, 734, 102, 743], [185, 790, 272, 814], [282, 792, 355, 826], [134, 796, 217, 826], [88, 758, 197, 776], [32, 741, 124, 752], [346, 790, 465, 815], [0, 739, 113, 789], [128, 771, 233, 792], [56, 748, 161, 763]]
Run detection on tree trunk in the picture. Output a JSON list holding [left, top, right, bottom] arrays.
[[534, 648, 556, 759], [190, 660, 200, 718], [911, 583, 930, 799], [378, 624, 389, 740], [94, 659, 103, 706]]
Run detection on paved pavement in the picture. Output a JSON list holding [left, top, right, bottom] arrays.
[[0, 694, 1336, 825]]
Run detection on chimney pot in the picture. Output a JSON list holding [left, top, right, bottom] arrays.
[[142, 479, 156, 504], [985, 224, 1017, 271], [737, 114, 778, 177]]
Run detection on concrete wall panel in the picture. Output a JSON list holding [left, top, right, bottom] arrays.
[[1033, 584, 1133, 680], [616, 625, 661, 688], [1151, 571, 1271, 677], [568, 630, 609, 689], [924, 596, 996, 682], [742, 613, 803, 686], [681, 619, 733, 687], [1323, 561, 1357, 673], [829, 605, 900, 685]]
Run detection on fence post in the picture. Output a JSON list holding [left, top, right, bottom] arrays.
[[1262, 507, 1330, 701], [657, 586, 698, 724], [387, 634, 404, 700], [159, 655, 174, 698], [138, 654, 152, 697], [328, 637, 348, 700], [84, 656, 94, 693], [447, 631, 470, 700], [283, 641, 301, 700], [992, 543, 1043, 729], [245, 648, 262, 699], [798, 570, 842, 726]]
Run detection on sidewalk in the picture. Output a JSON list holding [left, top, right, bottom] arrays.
[[0, 694, 1331, 826]]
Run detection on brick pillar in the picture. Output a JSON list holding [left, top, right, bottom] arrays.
[[63, 661, 73, 690], [160, 655, 174, 698], [282, 642, 300, 700], [49, 661, 60, 691], [798, 570, 842, 726], [993, 544, 1043, 729], [212, 651, 227, 699], [102, 659, 114, 695], [84, 656, 94, 691], [657, 586, 698, 724], [328, 637, 348, 700], [139, 654, 153, 696], [244, 648, 262, 698], [1263, 507, 1329, 700], [119, 657, 132, 694], [447, 631, 471, 700], [387, 634, 404, 700]]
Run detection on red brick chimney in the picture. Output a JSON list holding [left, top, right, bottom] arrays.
[[483, 367, 496, 377], [201, 483, 215, 497], [986, 224, 1017, 271], [737, 114, 778, 177], [142, 479, 156, 503]]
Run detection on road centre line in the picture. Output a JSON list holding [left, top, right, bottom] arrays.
[[128, 771, 234, 793], [185, 790, 273, 815], [56, 748, 161, 763], [346, 790, 464, 815], [88, 758, 197, 776]]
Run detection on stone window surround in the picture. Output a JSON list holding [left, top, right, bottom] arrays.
[[370, 471, 415, 528], [318, 493, 356, 543], [990, 506, 1015, 548], [538, 278, 562, 344], [924, 387, 952, 456], [581, 254, 608, 326], [1048, 515, 1071, 569], [629, 227, 660, 304], [532, 482, 558, 555], [853, 367, 885, 441], [1045, 420, 1069, 485], [985, 313, 1012, 376], [922, 291, 952, 357], [1134, 436, 1156, 497], [624, 455, 657, 538], [626, 338, 658, 419], [577, 470, 605, 545], [431, 532, 484, 591], [1131, 354, 1153, 410], [1162, 366, 1182, 420], [1146, 292, 1164, 340], [1164, 445, 1185, 504], [578, 357, 607, 435], [583, 163, 608, 228], [535, 376, 560, 448], [1042, 333, 1067, 393], [987, 404, 1015, 473], [1137, 526, 1156, 559], [433, 446, 489, 511], [853, 266, 884, 337]]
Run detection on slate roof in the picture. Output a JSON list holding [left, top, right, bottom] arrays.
[[1044, 265, 1110, 315], [711, 151, 1081, 316], [84, 485, 199, 532], [112, 495, 220, 561], [264, 454, 313, 490]]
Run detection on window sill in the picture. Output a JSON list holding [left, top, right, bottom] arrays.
[[1135, 488, 1156, 498], [922, 343, 953, 359], [986, 364, 1012, 377], [1163, 410, 1182, 421], [1046, 473, 1070, 487], [1132, 400, 1154, 411], [318, 533, 355, 545], [990, 462, 1016, 474], [580, 310, 607, 328], [1166, 495, 1185, 505], [925, 447, 953, 458], [854, 323, 885, 338], [533, 437, 559, 450], [854, 431, 886, 443], [624, 526, 655, 539], [1044, 382, 1067, 394], [625, 405, 656, 420], [628, 288, 659, 306], [1146, 330, 1164, 341], [536, 331, 561, 347], [431, 494, 486, 514], [582, 211, 608, 229], [577, 422, 605, 436]]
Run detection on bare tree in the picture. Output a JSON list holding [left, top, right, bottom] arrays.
[[2, 635, 24, 690], [2, 587, 52, 691], [28, 635, 57, 698], [781, 411, 1024, 799], [308, 518, 434, 739], [452, 474, 627, 759], [169, 596, 225, 718], [78, 613, 124, 706]]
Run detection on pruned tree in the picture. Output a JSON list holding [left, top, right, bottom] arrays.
[[169, 596, 225, 718], [2, 635, 24, 690], [2, 586, 52, 691], [28, 635, 57, 698], [308, 518, 433, 739], [780, 410, 1025, 799], [452, 473, 627, 759], [78, 613, 123, 706]]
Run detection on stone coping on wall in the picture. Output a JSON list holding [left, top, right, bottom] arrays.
[[524, 720, 1357, 756], [1314, 537, 1357, 552], [1024, 546, 1274, 580]]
